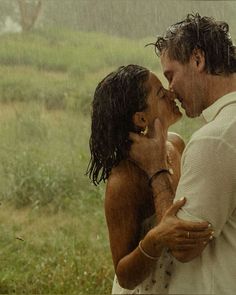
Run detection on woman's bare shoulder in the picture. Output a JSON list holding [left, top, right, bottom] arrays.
[[167, 132, 185, 155]]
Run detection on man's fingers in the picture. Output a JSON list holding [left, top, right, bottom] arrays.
[[129, 131, 140, 142], [165, 198, 186, 216], [153, 118, 164, 139]]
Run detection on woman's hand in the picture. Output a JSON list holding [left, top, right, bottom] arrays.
[[152, 198, 213, 251]]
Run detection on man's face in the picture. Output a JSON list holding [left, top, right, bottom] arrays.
[[160, 50, 205, 118]]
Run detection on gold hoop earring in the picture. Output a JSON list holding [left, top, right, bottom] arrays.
[[140, 126, 148, 136]]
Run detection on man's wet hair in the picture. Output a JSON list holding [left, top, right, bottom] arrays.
[[87, 64, 149, 185], [152, 13, 236, 75]]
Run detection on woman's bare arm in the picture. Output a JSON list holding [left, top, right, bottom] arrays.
[[105, 172, 162, 289]]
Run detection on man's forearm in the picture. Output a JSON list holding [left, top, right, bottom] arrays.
[[151, 172, 175, 222]]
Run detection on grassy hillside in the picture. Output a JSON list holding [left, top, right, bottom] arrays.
[[0, 29, 161, 112]]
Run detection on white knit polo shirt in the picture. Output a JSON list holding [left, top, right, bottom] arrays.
[[169, 92, 236, 294]]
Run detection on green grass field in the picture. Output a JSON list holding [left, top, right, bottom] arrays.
[[0, 28, 204, 294]]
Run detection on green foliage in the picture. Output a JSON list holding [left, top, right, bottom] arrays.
[[0, 29, 159, 72], [0, 102, 93, 209], [0, 29, 160, 114], [0, 192, 113, 294], [0, 102, 114, 294], [0, 66, 72, 109]]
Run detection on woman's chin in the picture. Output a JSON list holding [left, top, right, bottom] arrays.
[[169, 111, 183, 126]]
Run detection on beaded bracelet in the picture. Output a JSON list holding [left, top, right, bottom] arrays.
[[138, 240, 160, 261]]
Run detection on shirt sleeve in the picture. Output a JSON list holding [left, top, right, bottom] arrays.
[[174, 136, 236, 237]]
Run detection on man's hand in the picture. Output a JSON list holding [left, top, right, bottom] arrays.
[[129, 119, 168, 177]]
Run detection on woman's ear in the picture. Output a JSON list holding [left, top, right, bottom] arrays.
[[132, 112, 148, 129]]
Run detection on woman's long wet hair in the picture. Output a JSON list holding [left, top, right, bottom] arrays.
[[87, 64, 150, 185]]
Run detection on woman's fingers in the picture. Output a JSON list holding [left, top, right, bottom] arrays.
[[169, 228, 214, 249], [159, 199, 214, 250], [175, 236, 212, 245], [165, 198, 186, 216], [182, 229, 214, 239], [180, 220, 211, 231]]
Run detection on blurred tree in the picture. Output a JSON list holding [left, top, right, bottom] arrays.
[[17, 0, 42, 32]]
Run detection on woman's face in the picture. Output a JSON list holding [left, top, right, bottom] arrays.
[[143, 72, 182, 129]]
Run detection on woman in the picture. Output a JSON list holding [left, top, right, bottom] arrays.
[[87, 65, 213, 294]]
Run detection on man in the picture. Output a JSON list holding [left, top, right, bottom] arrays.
[[130, 13, 236, 294]]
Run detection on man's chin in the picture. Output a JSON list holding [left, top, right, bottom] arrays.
[[183, 106, 200, 118], [185, 112, 195, 118], [185, 110, 201, 118]]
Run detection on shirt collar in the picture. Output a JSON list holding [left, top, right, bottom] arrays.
[[202, 91, 236, 123]]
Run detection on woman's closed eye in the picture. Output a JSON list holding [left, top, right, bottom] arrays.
[[159, 88, 168, 99]]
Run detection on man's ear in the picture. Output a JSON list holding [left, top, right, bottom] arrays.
[[191, 48, 205, 73], [132, 112, 148, 129]]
